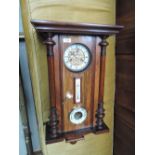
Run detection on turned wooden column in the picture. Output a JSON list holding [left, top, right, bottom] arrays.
[[44, 33, 59, 139], [95, 35, 109, 131]]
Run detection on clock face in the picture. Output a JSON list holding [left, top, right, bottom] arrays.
[[63, 44, 91, 72]]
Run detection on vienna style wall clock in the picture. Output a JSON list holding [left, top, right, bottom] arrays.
[[31, 20, 123, 144]]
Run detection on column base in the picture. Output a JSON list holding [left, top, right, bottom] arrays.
[[93, 122, 109, 134], [46, 123, 64, 144]]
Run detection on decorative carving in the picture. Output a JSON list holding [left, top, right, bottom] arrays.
[[96, 103, 105, 130], [44, 33, 59, 139], [95, 36, 109, 132], [43, 33, 55, 56], [99, 35, 109, 56], [48, 107, 59, 138]]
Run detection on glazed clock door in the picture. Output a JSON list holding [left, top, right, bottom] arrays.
[[60, 35, 96, 133]]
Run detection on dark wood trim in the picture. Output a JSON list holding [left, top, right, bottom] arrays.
[[31, 20, 123, 36], [44, 33, 60, 139], [95, 36, 109, 132], [46, 126, 109, 144]]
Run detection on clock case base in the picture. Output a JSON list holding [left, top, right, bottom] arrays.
[[46, 123, 109, 144]]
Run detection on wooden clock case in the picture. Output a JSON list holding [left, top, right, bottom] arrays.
[[31, 20, 123, 144]]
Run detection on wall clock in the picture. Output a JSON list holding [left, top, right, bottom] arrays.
[[31, 20, 123, 144]]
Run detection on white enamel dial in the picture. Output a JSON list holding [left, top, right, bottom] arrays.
[[63, 44, 91, 72], [69, 107, 87, 125]]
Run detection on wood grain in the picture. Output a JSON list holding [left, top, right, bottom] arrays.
[[93, 37, 101, 126], [31, 19, 123, 36], [114, 0, 135, 154], [59, 35, 96, 132], [53, 35, 63, 133]]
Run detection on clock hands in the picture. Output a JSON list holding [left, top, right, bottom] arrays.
[[64, 44, 90, 71]]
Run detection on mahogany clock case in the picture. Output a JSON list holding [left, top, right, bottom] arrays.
[[47, 35, 105, 136], [31, 20, 123, 144]]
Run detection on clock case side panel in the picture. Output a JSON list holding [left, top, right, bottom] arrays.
[[46, 35, 64, 144], [93, 37, 101, 127], [53, 35, 64, 133]]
